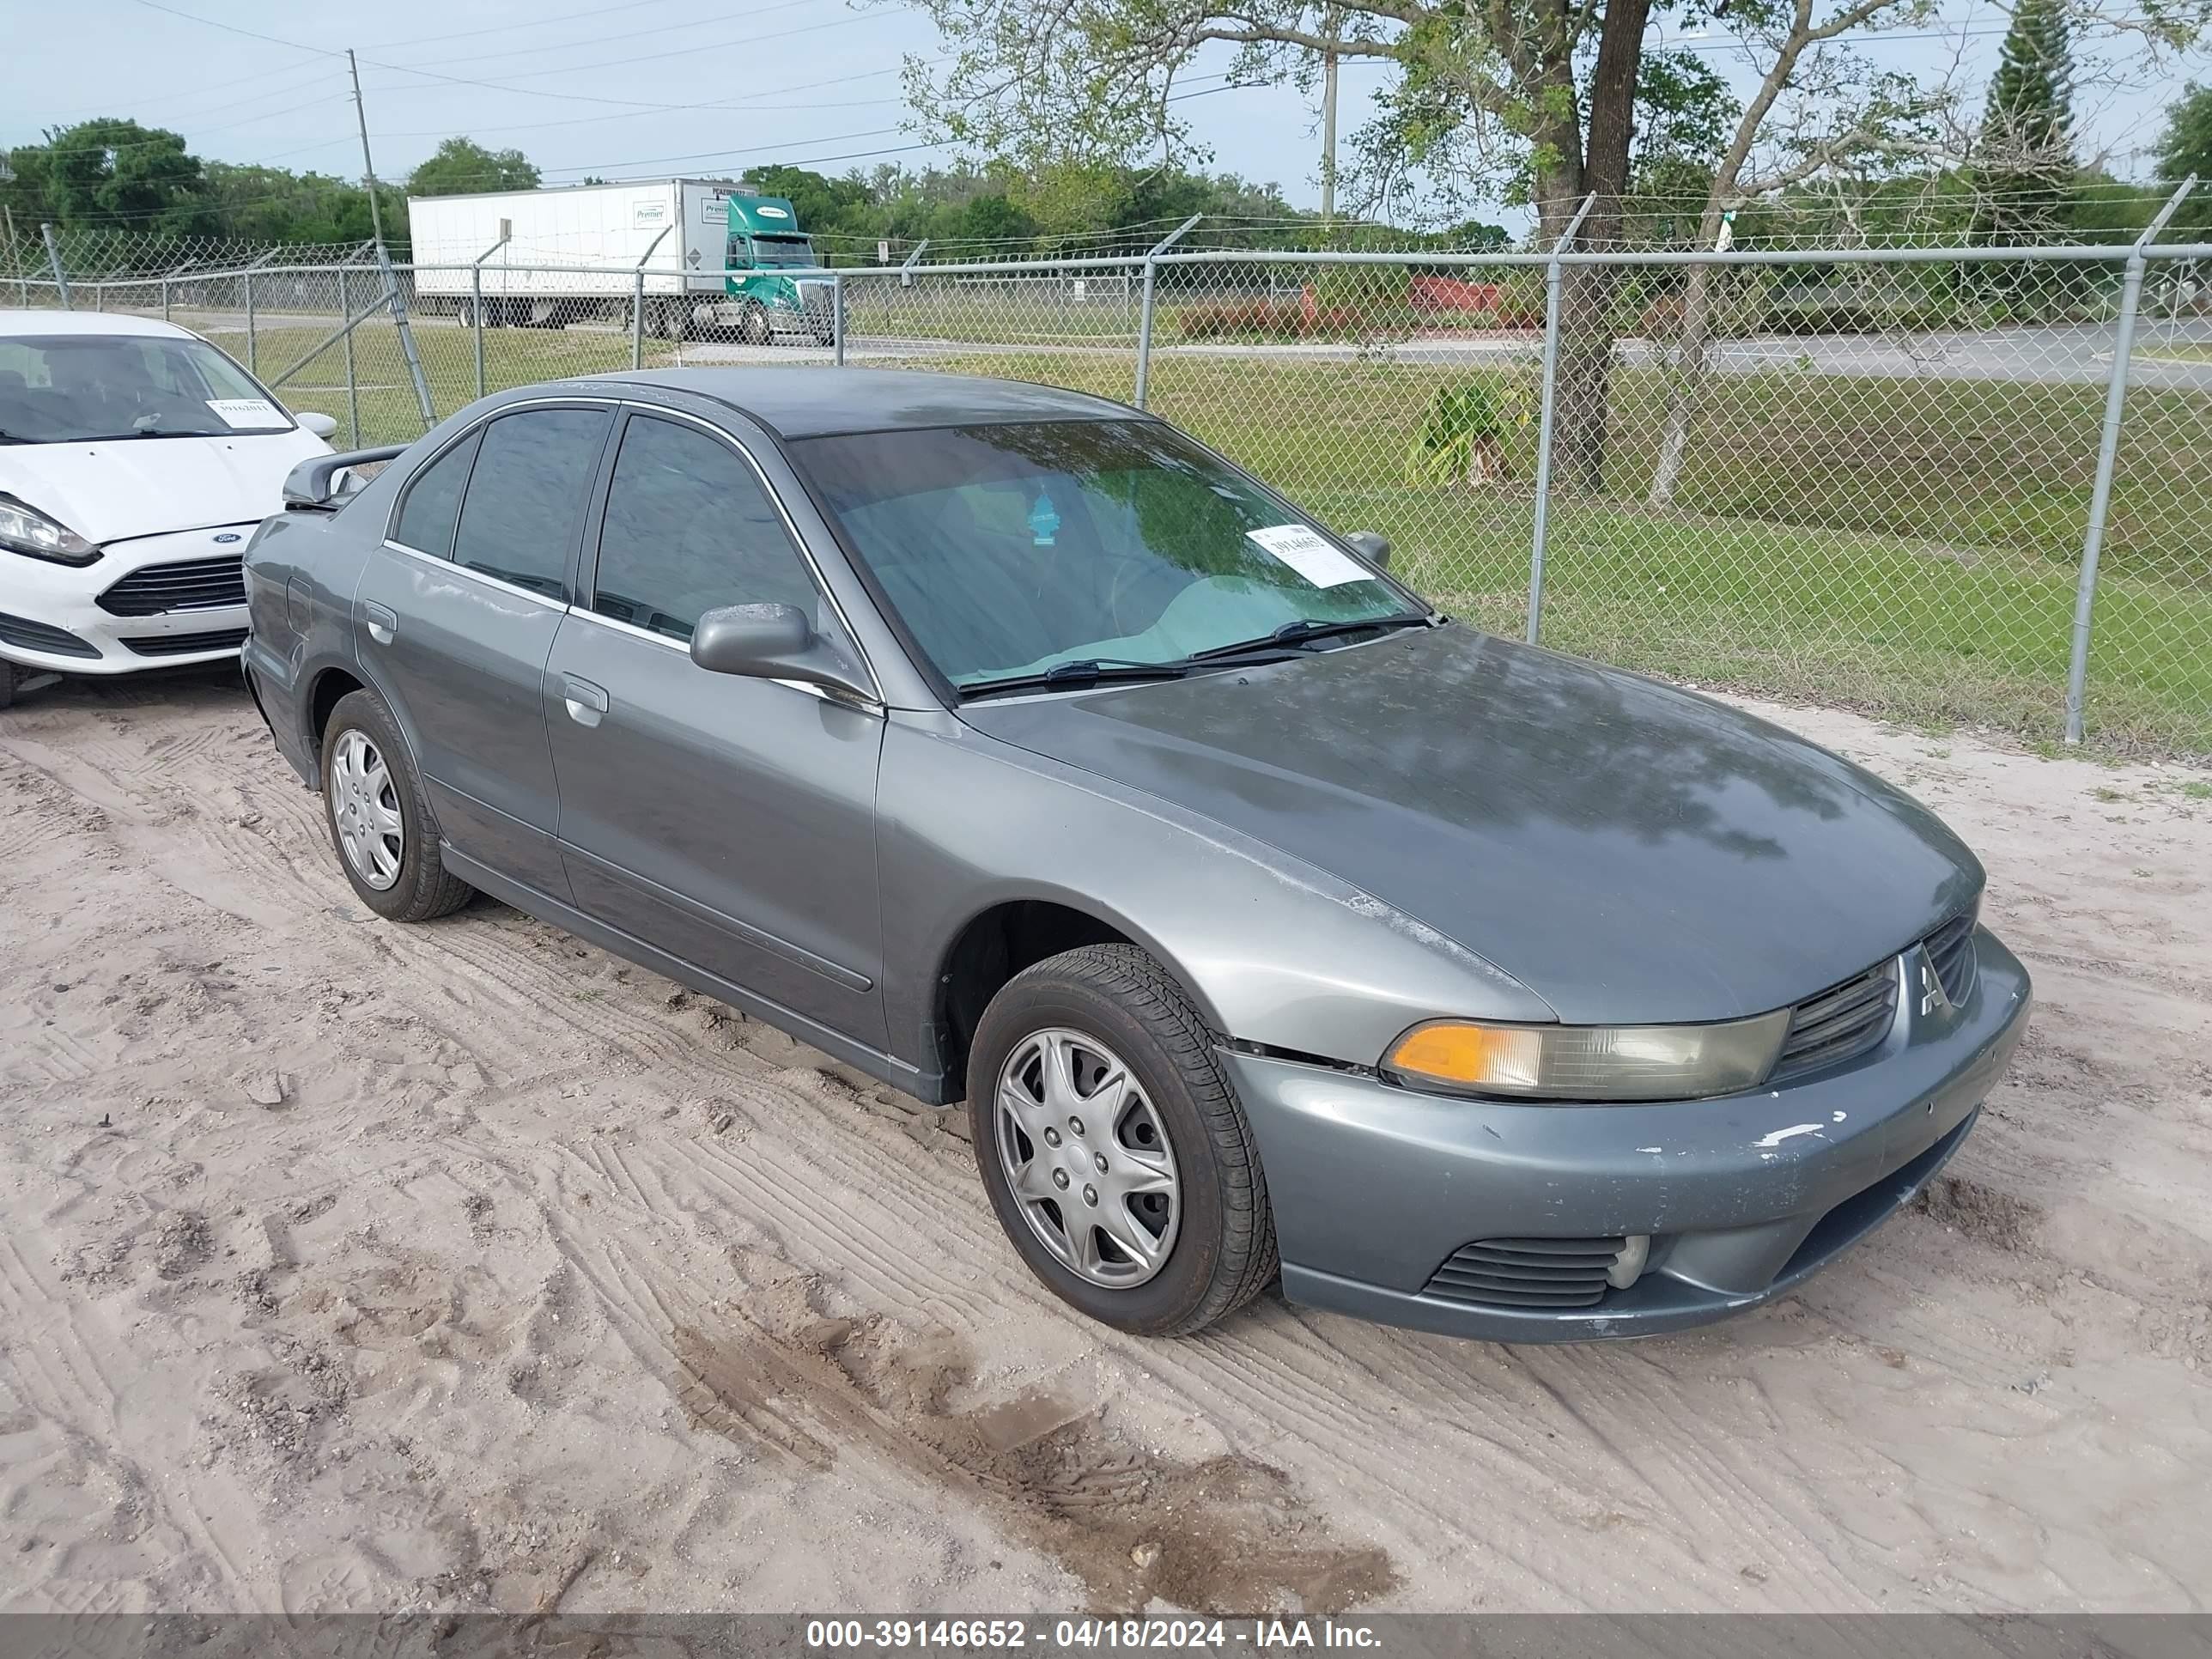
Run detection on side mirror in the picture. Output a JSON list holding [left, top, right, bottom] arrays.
[[1346, 531, 1392, 570], [296, 411, 338, 440], [690, 603, 877, 705]]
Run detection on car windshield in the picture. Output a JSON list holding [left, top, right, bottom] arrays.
[[793, 419, 1418, 688], [0, 331, 295, 444], [750, 236, 817, 268]]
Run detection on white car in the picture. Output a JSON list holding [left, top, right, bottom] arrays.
[[0, 309, 337, 708]]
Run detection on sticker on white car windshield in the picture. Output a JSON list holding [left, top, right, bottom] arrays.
[[1247, 523, 1370, 588], [205, 398, 285, 428]]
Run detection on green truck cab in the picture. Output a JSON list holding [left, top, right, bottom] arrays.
[[720, 194, 836, 345]]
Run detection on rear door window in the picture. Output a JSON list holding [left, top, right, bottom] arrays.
[[392, 428, 482, 560], [451, 406, 612, 599]]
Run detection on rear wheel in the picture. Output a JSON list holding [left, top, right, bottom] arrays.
[[968, 944, 1278, 1336], [0, 659, 16, 711], [320, 690, 473, 923]]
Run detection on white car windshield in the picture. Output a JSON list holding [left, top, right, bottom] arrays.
[[0, 332, 295, 445], [794, 419, 1419, 689]]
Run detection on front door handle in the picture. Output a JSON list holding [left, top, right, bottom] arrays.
[[562, 674, 610, 728], [360, 600, 398, 646]]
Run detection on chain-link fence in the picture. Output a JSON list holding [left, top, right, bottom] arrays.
[[11, 227, 2211, 756]]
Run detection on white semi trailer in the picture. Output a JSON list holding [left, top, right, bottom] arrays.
[[406, 178, 757, 338]]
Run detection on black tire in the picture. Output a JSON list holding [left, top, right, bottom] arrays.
[[740, 301, 773, 347], [0, 659, 15, 711], [967, 944, 1278, 1336], [319, 689, 473, 923]]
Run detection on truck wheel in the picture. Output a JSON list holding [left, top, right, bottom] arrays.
[[652, 301, 686, 342], [0, 659, 17, 711], [740, 302, 774, 347]]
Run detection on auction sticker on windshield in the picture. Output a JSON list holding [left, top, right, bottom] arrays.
[[205, 398, 286, 428], [1248, 523, 1370, 588]]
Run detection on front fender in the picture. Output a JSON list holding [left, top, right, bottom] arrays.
[[877, 711, 1558, 1079]]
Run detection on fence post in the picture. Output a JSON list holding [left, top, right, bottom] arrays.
[[833, 271, 846, 367], [244, 269, 257, 372], [632, 269, 646, 369], [39, 224, 70, 309], [340, 265, 361, 446], [2065, 174, 2197, 745], [161, 277, 171, 322], [1133, 215, 1203, 410], [471, 265, 486, 399], [1525, 194, 1596, 647]]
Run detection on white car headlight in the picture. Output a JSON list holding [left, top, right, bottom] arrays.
[[1384, 1011, 1792, 1103], [0, 495, 100, 566]]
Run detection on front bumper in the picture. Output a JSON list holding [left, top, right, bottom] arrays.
[[1224, 927, 2032, 1342], [0, 525, 254, 675]]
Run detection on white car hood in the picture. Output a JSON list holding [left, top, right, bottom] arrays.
[[2, 428, 331, 546]]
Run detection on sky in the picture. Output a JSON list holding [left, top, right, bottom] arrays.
[[1, 0, 2202, 237]]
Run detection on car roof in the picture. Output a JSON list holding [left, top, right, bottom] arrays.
[[0, 308, 201, 341], [581, 367, 1144, 439]]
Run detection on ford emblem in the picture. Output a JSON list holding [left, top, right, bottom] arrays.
[[214, 532, 243, 544]]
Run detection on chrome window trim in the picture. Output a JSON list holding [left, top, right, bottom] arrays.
[[602, 398, 887, 706], [379, 536, 576, 612], [382, 394, 618, 563]]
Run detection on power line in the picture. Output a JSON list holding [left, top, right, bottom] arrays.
[[371, 0, 853, 71], [369, 9, 913, 91], [354, 60, 939, 138]]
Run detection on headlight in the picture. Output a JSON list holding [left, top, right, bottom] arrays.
[[0, 495, 100, 566], [1384, 1011, 1791, 1103]]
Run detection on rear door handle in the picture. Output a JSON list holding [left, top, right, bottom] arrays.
[[360, 600, 398, 645], [562, 674, 610, 727]]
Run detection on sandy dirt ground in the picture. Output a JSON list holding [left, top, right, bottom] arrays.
[[2, 667, 2208, 1618]]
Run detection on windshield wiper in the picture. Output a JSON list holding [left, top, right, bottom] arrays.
[[960, 657, 1191, 699], [1191, 612, 1434, 663]]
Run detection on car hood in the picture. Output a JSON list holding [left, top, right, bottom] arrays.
[[959, 623, 1983, 1025], [1, 428, 330, 545]]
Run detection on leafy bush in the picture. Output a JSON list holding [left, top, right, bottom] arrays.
[[1404, 376, 1533, 489], [1308, 262, 1413, 315]]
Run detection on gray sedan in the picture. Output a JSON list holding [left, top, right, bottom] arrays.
[[241, 368, 2030, 1341]]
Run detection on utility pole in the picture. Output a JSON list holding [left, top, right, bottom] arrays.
[[1319, 9, 1340, 225], [349, 47, 436, 430]]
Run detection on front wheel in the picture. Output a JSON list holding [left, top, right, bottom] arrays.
[[740, 302, 774, 347], [968, 944, 1278, 1335]]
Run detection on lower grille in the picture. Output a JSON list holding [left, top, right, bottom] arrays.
[[1923, 907, 1978, 1004], [1774, 960, 1899, 1080], [120, 628, 249, 658], [1423, 1237, 1626, 1310], [0, 610, 100, 659], [97, 554, 248, 617]]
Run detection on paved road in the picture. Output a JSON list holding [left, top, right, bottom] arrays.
[[105, 300, 2212, 390], [683, 319, 2212, 388]]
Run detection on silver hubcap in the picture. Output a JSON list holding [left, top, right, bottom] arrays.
[[994, 1028, 1180, 1288], [330, 728, 404, 890]]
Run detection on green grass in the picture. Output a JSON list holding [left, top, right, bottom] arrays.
[[209, 312, 2212, 757]]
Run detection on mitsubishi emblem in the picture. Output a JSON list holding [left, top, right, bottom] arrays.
[[1917, 951, 1949, 1019]]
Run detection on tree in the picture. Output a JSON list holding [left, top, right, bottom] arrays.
[[404, 137, 540, 198], [898, 0, 1902, 489], [0, 118, 216, 237], [1644, 0, 1948, 505], [1970, 0, 2076, 246], [2156, 82, 2212, 232]]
